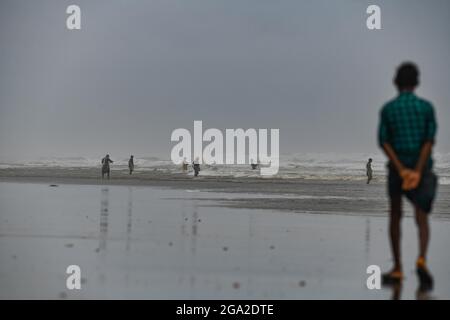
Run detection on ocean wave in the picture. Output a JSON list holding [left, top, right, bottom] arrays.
[[1, 153, 449, 184]]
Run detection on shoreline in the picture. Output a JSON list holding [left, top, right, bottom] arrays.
[[0, 174, 379, 187], [0, 166, 384, 194], [1, 170, 449, 218]]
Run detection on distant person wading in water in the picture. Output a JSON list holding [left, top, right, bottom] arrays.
[[101, 154, 114, 179], [128, 155, 134, 175], [378, 63, 438, 291], [250, 159, 259, 170], [366, 158, 373, 184], [193, 157, 200, 177]]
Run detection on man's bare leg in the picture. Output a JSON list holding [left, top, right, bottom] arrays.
[[414, 206, 429, 260], [389, 195, 402, 272], [415, 205, 433, 290], [382, 194, 404, 284]]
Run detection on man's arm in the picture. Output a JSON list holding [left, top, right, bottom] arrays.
[[415, 141, 433, 174], [415, 104, 437, 174], [378, 108, 406, 173], [381, 142, 407, 174], [377, 107, 417, 187], [408, 104, 437, 189]]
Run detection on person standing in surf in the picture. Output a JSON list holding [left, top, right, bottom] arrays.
[[378, 63, 438, 291], [250, 159, 259, 170], [192, 157, 200, 177], [101, 154, 114, 179], [366, 158, 373, 184], [128, 155, 134, 175]]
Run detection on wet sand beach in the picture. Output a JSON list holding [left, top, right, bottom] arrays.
[[1, 166, 449, 217], [1, 171, 449, 299]]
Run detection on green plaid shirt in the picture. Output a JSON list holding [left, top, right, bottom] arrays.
[[378, 92, 437, 168]]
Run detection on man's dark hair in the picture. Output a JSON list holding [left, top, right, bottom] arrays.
[[394, 62, 419, 89]]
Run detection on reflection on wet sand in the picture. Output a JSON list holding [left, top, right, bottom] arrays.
[[98, 187, 109, 285], [191, 202, 198, 255], [365, 218, 370, 263], [126, 187, 133, 252], [177, 202, 187, 288], [416, 286, 432, 300], [177, 200, 200, 298], [387, 283, 402, 300], [2, 181, 449, 299], [247, 212, 254, 297], [384, 279, 434, 300], [189, 201, 199, 298], [125, 187, 133, 287], [93, 188, 440, 299], [99, 188, 109, 253]]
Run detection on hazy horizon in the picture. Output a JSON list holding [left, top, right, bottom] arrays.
[[1, 0, 449, 162]]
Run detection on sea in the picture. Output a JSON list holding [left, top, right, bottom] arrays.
[[1, 152, 448, 184]]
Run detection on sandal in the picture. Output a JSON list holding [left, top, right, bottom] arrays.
[[416, 257, 433, 291]]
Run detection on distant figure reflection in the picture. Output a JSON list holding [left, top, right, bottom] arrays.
[[99, 188, 109, 252], [126, 187, 133, 252], [98, 187, 110, 285]]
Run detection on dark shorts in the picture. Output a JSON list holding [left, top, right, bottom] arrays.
[[388, 166, 438, 213]]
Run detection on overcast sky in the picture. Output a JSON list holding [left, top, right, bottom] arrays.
[[1, 0, 449, 161]]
